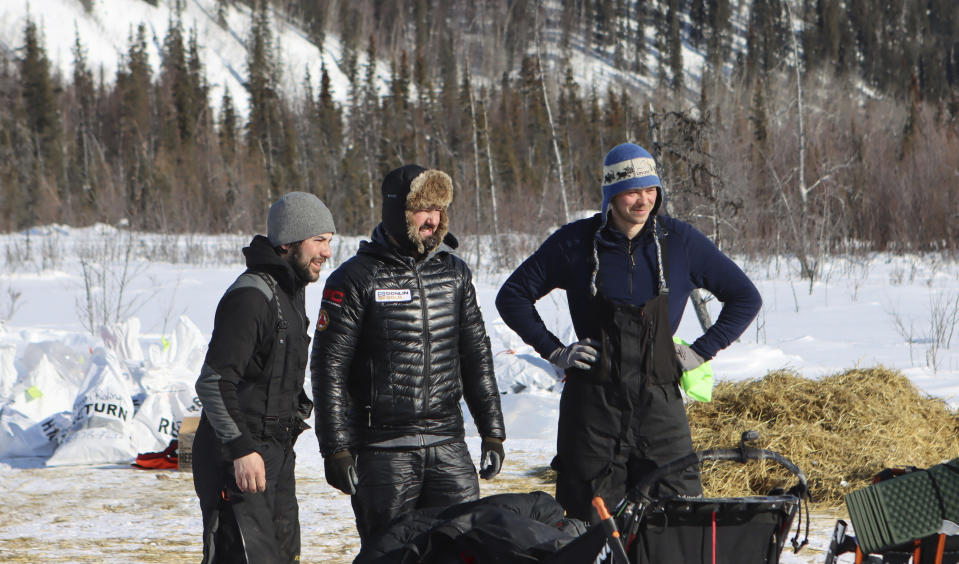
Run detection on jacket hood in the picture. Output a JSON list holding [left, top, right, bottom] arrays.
[[381, 165, 454, 256], [242, 235, 304, 293]]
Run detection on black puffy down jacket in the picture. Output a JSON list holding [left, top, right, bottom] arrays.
[[311, 226, 505, 457]]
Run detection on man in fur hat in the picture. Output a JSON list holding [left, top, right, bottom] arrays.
[[311, 164, 506, 545], [496, 143, 762, 522]]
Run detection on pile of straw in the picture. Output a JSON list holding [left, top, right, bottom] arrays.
[[687, 367, 959, 505]]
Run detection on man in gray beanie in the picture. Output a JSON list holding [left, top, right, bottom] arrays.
[[193, 192, 335, 563]]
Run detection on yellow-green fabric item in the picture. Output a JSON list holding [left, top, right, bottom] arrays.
[[673, 337, 713, 402]]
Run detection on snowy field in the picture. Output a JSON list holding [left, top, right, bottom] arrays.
[[2, 225, 958, 563]]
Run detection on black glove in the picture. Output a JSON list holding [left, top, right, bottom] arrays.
[[548, 338, 600, 371], [479, 437, 505, 480], [675, 342, 706, 372], [324, 450, 358, 495]]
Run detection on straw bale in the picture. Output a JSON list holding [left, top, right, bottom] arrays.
[[687, 367, 959, 506]]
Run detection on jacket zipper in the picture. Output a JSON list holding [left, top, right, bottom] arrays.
[[367, 358, 374, 427], [415, 264, 432, 414], [627, 238, 635, 296]]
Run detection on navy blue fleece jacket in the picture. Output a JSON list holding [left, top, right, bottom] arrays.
[[495, 213, 761, 361]]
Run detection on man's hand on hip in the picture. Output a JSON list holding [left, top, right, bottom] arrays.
[[234, 451, 266, 493], [548, 338, 600, 371], [675, 342, 706, 372]]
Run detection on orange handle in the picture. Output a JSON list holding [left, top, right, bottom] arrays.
[[593, 496, 616, 520]]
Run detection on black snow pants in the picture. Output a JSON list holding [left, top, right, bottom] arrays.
[[553, 290, 702, 522], [351, 438, 480, 546], [193, 416, 301, 564]]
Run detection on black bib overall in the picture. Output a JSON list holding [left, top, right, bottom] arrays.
[[193, 272, 311, 564], [553, 228, 703, 522]]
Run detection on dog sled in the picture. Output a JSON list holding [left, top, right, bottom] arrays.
[[355, 430, 809, 563]]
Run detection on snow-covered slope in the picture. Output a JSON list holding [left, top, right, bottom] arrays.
[[1, 0, 716, 120], [0, 0, 358, 117]]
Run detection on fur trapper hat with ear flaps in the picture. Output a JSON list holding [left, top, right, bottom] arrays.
[[381, 164, 454, 255]]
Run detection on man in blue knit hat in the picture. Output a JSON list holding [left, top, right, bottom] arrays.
[[496, 142, 762, 521]]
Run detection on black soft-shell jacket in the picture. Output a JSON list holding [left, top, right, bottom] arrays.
[[311, 226, 505, 457], [195, 235, 313, 461]]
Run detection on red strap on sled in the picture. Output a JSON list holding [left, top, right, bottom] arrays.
[[711, 511, 717, 564]]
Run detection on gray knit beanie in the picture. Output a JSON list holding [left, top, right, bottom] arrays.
[[267, 192, 336, 246]]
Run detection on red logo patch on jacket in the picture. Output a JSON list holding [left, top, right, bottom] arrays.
[[322, 287, 344, 305]]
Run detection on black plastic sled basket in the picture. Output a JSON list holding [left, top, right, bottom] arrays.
[[612, 431, 811, 564]]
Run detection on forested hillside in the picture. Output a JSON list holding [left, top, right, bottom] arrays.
[[1, 0, 957, 274]]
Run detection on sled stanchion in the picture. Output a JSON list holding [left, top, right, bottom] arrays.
[[592, 497, 631, 564]]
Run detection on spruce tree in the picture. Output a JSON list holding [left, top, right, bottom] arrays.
[[704, 0, 731, 98], [302, 0, 327, 47], [71, 27, 95, 124], [317, 61, 341, 151], [633, 0, 648, 76], [117, 23, 153, 148], [187, 29, 210, 138], [245, 0, 295, 196], [70, 27, 97, 210], [847, 0, 881, 88], [667, 0, 684, 93], [219, 87, 237, 162], [560, 1, 581, 50], [20, 16, 61, 169], [246, 0, 275, 154], [592, 0, 613, 54], [689, 0, 707, 50], [115, 23, 155, 224], [314, 60, 346, 218], [161, 7, 191, 148]]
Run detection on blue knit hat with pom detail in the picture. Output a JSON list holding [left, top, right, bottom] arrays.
[[600, 142, 662, 224]]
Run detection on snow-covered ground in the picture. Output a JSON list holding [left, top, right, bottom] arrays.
[[1, 225, 958, 563]]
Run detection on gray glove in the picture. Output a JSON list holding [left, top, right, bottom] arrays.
[[548, 338, 600, 371], [675, 342, 706, 372]]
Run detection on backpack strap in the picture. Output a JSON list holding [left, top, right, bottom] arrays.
[[225, 271, 274, 301], [251, 272, 290, 438], [227, 271, 292, 440]]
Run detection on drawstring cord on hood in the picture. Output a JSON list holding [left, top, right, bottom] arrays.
[[653, 219, 668, 295], [590, 215, 668, 297]]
